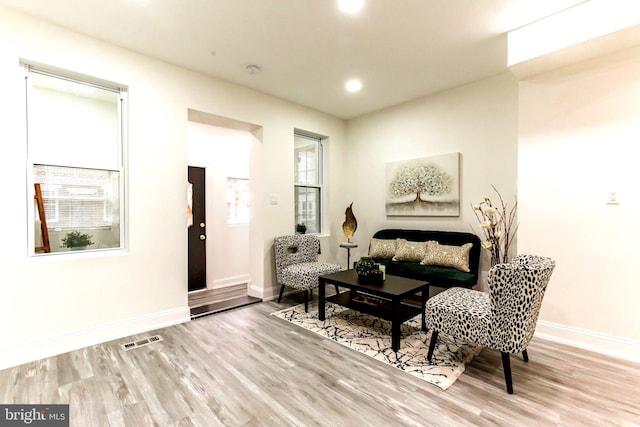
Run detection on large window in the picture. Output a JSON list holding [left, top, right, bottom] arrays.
[[25, 66, 125, 254], [294, 133, 323, 234]]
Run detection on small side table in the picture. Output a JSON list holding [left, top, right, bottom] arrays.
[[339, 242, 358, 269]]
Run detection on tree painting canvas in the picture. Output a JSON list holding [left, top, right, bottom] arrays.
[[385, 152, 460, 216]]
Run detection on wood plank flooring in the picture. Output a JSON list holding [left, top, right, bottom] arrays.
[[1, 295, 639, 426]]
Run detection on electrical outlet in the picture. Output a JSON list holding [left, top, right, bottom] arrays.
[[269, 194, 278, 205], [607, 192, 619, 205]]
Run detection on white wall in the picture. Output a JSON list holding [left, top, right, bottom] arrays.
[[346, 63, 640, 360], [518, 46, 640, 360], [187, 123, 252, 289], [344, 73, 519, 279], [0, 7, 346, 369]]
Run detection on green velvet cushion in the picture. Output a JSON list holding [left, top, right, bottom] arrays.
[[371, 258, 476, 288]]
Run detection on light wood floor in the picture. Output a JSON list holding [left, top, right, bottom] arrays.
[[1, 296, 639, 426]]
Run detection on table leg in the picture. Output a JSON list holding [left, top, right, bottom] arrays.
[[421, 286, 428, 331], [391, 298, 401, 352], [318, 278, 326, 321], [391, 318, 401, 352]]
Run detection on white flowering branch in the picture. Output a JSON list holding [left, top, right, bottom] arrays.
[[472, 185, 518, 266]]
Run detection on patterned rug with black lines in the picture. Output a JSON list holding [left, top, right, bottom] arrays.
[[271, 302, 482, 390]]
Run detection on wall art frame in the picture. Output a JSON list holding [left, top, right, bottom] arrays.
[[385, 152, 460, 217]]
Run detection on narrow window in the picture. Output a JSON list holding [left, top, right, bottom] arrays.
[[226, 177, 250, 225], [26, 66, 125, 254], [294, 133, 323, 234]]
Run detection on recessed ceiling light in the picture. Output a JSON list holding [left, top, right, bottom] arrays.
[[345, 79, 362, 93], [338, 0, 364, 14]]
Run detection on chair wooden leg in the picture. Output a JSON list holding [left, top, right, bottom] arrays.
[[427, 330, 439, 362], [501, 352, 514, 394], [277, 285, 285, 303], [304, 290, 309, 313], [522, 349, 529, 362], [335, 285, 340, 295]]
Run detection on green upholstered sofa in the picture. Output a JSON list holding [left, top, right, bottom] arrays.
[[368, 229, 481, 290]]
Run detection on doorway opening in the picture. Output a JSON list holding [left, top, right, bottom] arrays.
[[187, 110, 262, 318]]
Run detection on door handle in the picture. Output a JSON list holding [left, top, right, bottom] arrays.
[[199, 235, 206, 241]]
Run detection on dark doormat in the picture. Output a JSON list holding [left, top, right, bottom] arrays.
[[190, 295, 262, 320]]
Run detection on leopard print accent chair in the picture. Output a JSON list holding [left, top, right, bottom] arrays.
[[424, 254, 555, 394], [274, 235, 342, 312]]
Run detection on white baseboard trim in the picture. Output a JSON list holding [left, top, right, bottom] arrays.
[[0, 306, 190, 371], [210, 275, 250, 289], [249, 282, 291, 301], [248, 282, 270, 300], [535, 320, 640, 363]]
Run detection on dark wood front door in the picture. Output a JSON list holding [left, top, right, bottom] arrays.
[[188, 166, 206, 292]]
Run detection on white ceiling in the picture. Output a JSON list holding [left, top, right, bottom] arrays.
[[0, 0, 586, 119]]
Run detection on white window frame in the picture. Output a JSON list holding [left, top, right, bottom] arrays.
[[294, 132, 324, 234], [226, 177, 250, 225], [24, 65, 126, 256]]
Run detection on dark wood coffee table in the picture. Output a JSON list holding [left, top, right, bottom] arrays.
[[318, 269, 429, 352]]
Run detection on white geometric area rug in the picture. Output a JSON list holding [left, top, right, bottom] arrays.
[[271, 302, 483, 390]]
